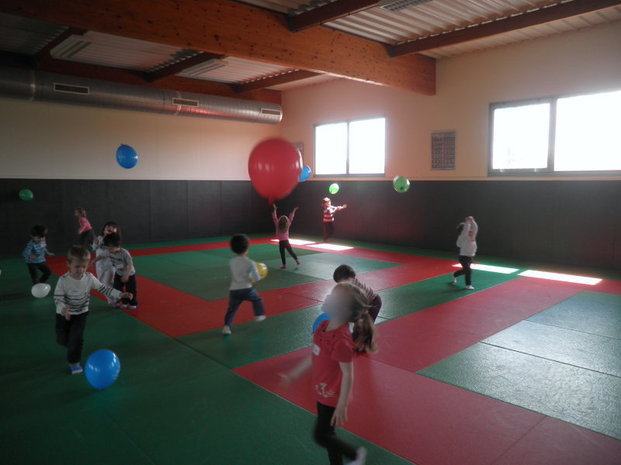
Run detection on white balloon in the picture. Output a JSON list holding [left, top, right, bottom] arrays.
[[31, 283, 51, 298]]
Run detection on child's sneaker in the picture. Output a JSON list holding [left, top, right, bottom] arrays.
[[69, 364, 83, 375], [450, 278, 457, 285], [347, 447, 367, 465], [295, 260, 300, 265], [222, 325, 232, 335], [280, 265, 286, 269], [127, 305, 137, 310], [121, 304, 128, 309], [465, 285, 475, 290], [255, 315, 267, 322]]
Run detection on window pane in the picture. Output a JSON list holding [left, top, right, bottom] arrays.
[[315, 122, 347, 175], [492, 103, 550, 170], [349, 118, 385, 174], [555, 89, 621, 171]]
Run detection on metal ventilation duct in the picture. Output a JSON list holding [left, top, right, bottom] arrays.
[[0, 67, 282, 124]]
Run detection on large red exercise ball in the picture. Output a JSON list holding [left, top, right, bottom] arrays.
[[248, 138, 302, 204], [116, 144, 139, 169]]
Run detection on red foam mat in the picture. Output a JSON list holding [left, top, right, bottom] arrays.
[[235, 351, 547, 465], [372, 278, 582, 373], [492, 417, 621, 465]]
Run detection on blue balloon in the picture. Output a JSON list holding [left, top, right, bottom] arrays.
[[312, 313, 330, 333], [299, 165, 312, 182], [116, 144, 139, 169], [85, 349, 121, 390]]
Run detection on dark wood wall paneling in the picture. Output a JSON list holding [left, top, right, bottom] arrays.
[[2, 179, 620, 269]]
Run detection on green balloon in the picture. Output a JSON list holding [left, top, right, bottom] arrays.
[[328, 183, 340, 195], [19, 189, 34, 201], [392, 176, 410, 193]]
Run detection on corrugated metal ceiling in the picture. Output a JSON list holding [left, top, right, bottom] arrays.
[[49, 31, 200, 72], [0, 1, 618, 93], [179, 56, 291, 83], [0, 13, 67, 55], [239, 0, 621, 58]]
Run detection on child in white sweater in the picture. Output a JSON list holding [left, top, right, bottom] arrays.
[[451, 216, 478, 290]]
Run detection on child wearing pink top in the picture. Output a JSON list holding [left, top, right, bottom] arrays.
[[75, 207, 94, 250], [273, 204, 300, 269]]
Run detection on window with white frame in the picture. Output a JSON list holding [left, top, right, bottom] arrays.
[[490, 89, 621, 174], [315, 117, 385, 175]]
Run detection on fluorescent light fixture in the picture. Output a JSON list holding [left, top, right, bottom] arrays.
[[307, 243, 354, 251], [452, 263, 519, 274], [270, 238, 315, 246], [519, 270, 601, 285]]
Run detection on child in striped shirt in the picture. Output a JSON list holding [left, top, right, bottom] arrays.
[[23, 224, 54, 285], [322, 197, 347, 242], [54, 246, 131, 374]]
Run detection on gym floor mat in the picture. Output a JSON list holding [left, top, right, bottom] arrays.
[[419, 343, 621, 440]]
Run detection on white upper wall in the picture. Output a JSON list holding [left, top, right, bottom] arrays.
[[0, 98, 280, 180], [1, 21, 619, 181], [280, 21, 621, 180]]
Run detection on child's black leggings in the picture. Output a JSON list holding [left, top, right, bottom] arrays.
[[279, 240, 298, 265], [314, 402, 357, 465], [453, 255, 473, 285], [114, 274, 138, 305]]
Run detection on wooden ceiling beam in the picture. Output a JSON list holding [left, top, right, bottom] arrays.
[[145, 51, 224, 82], [389, 0, 621, 57], [0, 0, 435, 95], [288, 0, 379, 32], [232, 70, 321, 93], [0, 53, 281, 104]]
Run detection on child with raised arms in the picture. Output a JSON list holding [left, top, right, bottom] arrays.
[[322, 197, 347, 242], [54, 245, 131, 374], [281, 282, 375, 465], [273, 204, 300, 269]]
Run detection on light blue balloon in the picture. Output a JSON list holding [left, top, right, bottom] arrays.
[[299, 165, 312, 182], [312, 313, 330, 333], [116, 144, 139, 169], [85, 349, 121, 390]]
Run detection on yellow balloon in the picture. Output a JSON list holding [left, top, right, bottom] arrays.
[[256, 262, 268, 280]]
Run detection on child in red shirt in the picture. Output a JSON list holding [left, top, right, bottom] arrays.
[[281, 282, 376, 465]]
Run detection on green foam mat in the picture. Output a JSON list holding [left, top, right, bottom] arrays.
[[528, 291, 621, 340], [0, 295, 412, 465], [419, 343, 621, 440], [178, 305, 322, 368], [484, 320, 621, 377]]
